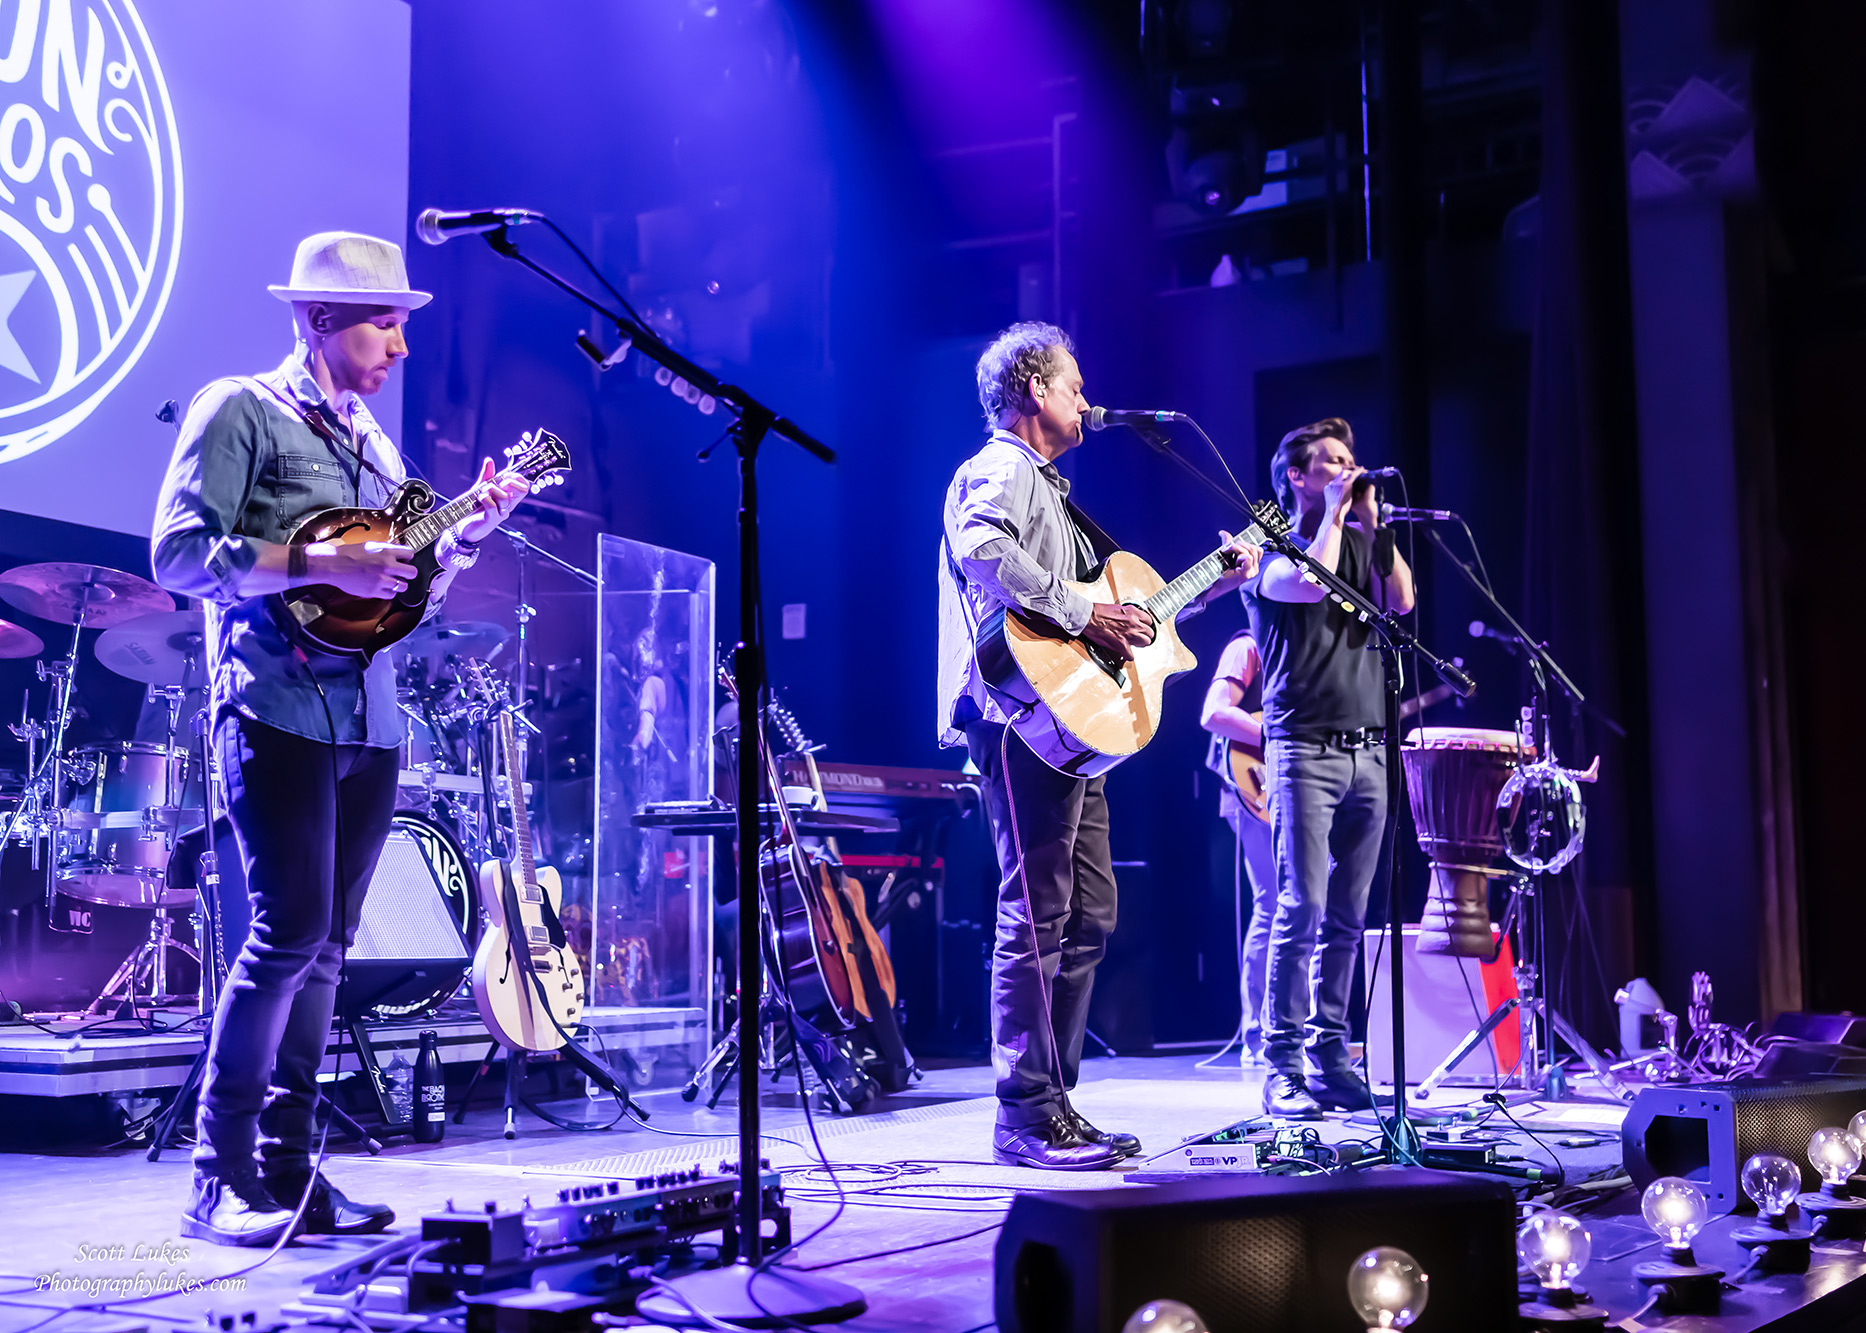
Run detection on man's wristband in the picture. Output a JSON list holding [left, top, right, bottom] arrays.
[[287, 544, 308, 581], [441, 530, 482, 572], [1372, 526, 1397, 578]]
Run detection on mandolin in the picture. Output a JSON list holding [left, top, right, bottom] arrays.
[[974, 501, 1289, 778], [1224, 679, 1460, 824], [270, 429, 571, 663], [465, 660, 584, 1052]]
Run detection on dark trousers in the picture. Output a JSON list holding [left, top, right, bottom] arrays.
[[965, 721, 1117, 1127], [194, 717, 399, 1178]]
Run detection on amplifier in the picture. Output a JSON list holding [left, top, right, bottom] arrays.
[[994, 1168, 1517, 1333], [1621, 1078, 1866, 1208]]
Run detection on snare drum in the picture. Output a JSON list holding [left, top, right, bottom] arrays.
[[1401, 727, 1527, 957], [57, 742, 200, 908]]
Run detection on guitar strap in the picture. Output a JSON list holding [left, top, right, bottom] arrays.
[[1065, 498, 1123, 568], [501, 844, 569, 951]]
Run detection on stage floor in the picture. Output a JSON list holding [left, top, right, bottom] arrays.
[[2, 1053, 1861, 1332]]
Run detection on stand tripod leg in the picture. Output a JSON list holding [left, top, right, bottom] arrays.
[[454, 1039, 500, 1124], [1546, 1004, 1630, 1101], [146, 1041, 210, 1162], [1418, 996, 1519, 1097], [503, 1047, 522, 1141], [315, 1095, 384, 1154], [705, 1044, 741, 1111], [683, 1017, 742, 1105]]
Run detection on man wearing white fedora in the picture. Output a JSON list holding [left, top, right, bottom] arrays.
[[153, 232, 529, 1245]]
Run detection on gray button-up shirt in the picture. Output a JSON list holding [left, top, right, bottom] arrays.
[[151, 345, 408, 749], [936, 430, 1097, 748]]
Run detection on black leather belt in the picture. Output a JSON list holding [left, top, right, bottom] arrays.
[[1279, 727, 1389, 750]]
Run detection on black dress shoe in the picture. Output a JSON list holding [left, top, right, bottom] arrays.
[[992, 1116, 1121, 1170], [1308, 1070, 1390, 1113], [1262, 1071, 1324, 1119], [1066, 1108, 1141, 1158], [262, 1168, 395, 1236]]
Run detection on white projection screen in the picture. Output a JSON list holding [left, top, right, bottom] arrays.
[[0, 0, 410, 537]]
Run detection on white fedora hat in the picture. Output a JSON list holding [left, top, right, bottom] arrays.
[[268, 231, 432, 309]]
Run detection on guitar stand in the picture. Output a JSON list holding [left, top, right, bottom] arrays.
[[453, 1038, 531, 1140]]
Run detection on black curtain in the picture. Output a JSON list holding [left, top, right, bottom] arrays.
[[1521, 0, 1653, 1043]]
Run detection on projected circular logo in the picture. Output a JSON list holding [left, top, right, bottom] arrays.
[[0, 0, 180, 465]]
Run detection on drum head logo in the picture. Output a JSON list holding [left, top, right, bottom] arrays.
[[0, 0, 180, 465]]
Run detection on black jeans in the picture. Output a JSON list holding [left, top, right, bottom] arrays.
[[193, 717, 399, 1178], [965, 721, 1117, 1127]]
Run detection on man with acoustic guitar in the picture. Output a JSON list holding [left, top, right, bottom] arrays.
[[938, 322, 1260, 1170], [1242, 417, 1413, 1120], [152, 233, 528, 1244]]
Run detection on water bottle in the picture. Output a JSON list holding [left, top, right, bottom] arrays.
[[413, 1030, 446, 1143], [382, 1046, 414, 1124]]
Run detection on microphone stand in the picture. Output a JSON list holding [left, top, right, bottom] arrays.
[[1120, 422, 1476, 1163], [469, 222, 863, 1325]]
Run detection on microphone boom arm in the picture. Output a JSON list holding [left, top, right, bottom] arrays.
[[479, 226, 834, 465]]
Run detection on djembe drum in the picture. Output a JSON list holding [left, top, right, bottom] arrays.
[[1401, 727, 1528, 956]]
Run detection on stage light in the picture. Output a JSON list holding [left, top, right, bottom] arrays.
[[1121, 1298, 1207, 1333], [1641, 1177, 1709, 1259], [1742, 1153, 1801, 1218], [1346, 1247, 1428, 1330], [1809, 1127, 1860, 1193], [1849, 1108, 1866, 1151]]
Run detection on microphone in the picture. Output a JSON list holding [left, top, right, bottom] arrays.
[[416, 207, 544, 245], [1380, 503, 1455, 523], [1433, 657, 1478, 698], [1083, 406, 1184, 432], [1469, 619, 1516, 645]]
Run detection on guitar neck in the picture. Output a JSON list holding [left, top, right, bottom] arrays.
[[497, 711, 538, 887], [1142, 521, 1267, 623], [401, 491, 483, 554]]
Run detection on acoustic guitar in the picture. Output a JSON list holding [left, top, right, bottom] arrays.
[[270, 429, 571, 662], [1225, 679, 1461, 824], [973, 501, 1289, 778], [465, 660, 584, 1051], [717, 666, 868, 1032]]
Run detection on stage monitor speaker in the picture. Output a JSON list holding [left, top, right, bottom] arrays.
[[1769, 1012, 1866, 1048], [1621, 1078, 1866, 1208], [994, 1168, 1517, 1333]]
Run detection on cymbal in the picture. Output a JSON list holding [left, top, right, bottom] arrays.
[[94, 610, 208, 685], [0, 562, 173, 628], [400, 619, 508, 662], [0, 617, 43, 658]]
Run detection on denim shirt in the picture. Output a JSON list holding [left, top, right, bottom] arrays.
[[151, 346, 408, 749], [936, 430, 1097, 747]]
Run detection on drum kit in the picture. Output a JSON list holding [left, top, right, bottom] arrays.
[[0, 558, 524, 1022]]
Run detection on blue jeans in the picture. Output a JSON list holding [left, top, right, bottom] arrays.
[[1263, 737, 1388, 1078], [194, 717, 399, 1178], [1224, 809, 1277, 1058]]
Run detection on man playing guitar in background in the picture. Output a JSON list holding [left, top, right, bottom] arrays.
[[152, 232, 527, 1245], [1200, 629, 1277, 1068]]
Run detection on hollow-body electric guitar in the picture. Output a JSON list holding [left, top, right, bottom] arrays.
[[466, 662, 584, 1051], [974, 504, 1287, 778], [270, 429, 571, 662]]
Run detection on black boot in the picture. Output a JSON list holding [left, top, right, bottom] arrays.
[[181, 1169, 295, 1247], [262, 1167, 395, 1236]]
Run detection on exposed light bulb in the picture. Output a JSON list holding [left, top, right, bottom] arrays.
[[1121, 1299, 1208, 1333], [1849, 1109, 1866, 1156], [1347, 1247, 1429, 1330], [1810, 1127, 1862, 1188], [1641, 1177, 1710, 1252], [1517, 1210, 1592, 1290], [1741, 1153, 1802, 1217]]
